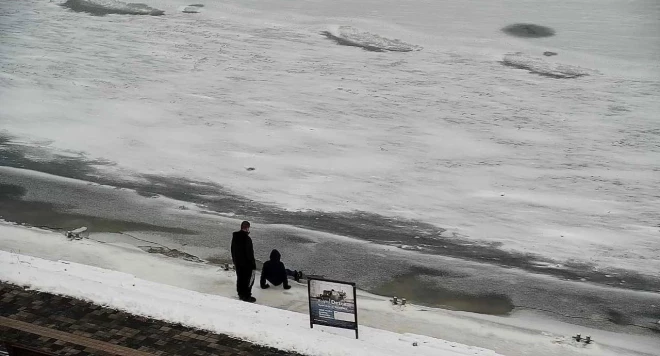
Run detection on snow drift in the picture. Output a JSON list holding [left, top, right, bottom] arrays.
[[322, 26, 422, 52], [62, 0, 165, 16], [501, 53, 594, 79]]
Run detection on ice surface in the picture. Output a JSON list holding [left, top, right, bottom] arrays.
[[1, 0, 659, 275]]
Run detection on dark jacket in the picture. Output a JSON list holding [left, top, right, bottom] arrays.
[[260, 249, 288, 288], [231, 230, 256, 270]]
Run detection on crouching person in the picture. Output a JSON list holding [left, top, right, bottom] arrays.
[[260, 249, 302, 290]]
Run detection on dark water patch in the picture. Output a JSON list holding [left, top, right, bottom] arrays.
[[0, 134, 113, 180], [0, 184, 26, 200], [62, 0, 165, 16], [372, 272, 514, 315], [0, 195, 193, 235], [606, 306, 660, 333], [607, 309, 632, 325], [502, 23, 556, 38]]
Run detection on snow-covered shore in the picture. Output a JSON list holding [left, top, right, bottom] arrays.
[[2, 222, 658, 356]]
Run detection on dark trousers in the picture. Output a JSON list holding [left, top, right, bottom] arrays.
[[236, 268, 254, 300], [264, 269, 296, 287]]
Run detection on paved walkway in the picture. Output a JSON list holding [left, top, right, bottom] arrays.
[[0, 283, 302, 356]]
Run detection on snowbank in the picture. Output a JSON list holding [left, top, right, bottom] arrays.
[[0, 252, 500, 356]]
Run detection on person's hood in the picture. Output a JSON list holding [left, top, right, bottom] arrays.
[[269, 249, 281, 262]]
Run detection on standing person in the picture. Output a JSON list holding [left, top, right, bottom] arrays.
[[231, 221, 256, 302], [260, 249, 302, 290]]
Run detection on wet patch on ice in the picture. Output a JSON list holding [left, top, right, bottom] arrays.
[[0, 183, 26, 200], [0, 133, 114, 179], [607, 309, 632, 325], [501, 53, 593, 79], [141, 246, 204, 263], [502, 23, 556, 38], [62, 0, 165, 16], [205, 255, 233, 266], [0, 183, 192, 235], [321, 26, 422, 52], [372, 271, 514, 314]]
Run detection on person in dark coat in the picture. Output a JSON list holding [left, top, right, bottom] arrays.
[[231, 221, 256, 302], [260, 249, 301, 290]]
